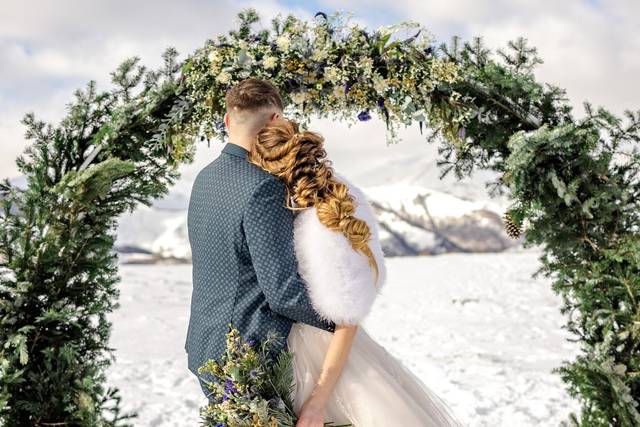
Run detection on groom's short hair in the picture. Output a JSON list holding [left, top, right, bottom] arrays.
[[225, 78, 283, 114]]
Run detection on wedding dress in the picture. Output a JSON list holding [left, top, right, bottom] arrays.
[[287, 172, 465, 427]]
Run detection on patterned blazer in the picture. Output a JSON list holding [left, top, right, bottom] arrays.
[[184, 142, 336, 397]]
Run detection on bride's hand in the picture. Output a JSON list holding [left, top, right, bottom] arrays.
[[296, 397, 325, 427]]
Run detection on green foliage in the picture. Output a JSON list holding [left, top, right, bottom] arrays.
[[197, 328, 298, 426], [197, 327, 350, 427], [1, 7, 639, 426], [478, 65, 639, 426], [0, 45, 192, 425], [179, 8, 468, 146]]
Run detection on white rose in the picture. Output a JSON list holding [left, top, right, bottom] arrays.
[[323, 66, 340, 83], [275, 34, 291, 51], [311, 49, 328, 61], [216, 71, 232, 84], [332, 85, 345, 99], [291, 91, 308, 104], [262, 56, 277, 69], [373, 75, 388, 94]]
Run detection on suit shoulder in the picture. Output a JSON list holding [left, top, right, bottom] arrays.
[[243, 164, 286, 196]]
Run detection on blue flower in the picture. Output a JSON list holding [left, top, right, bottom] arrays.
[[215, 424, 225, 427], [344, 81, 353, 94], [376, 97, 385, 108], [246, 339, 255, 347], [357, 110, 371, 121], [224, 378, 238, 394]]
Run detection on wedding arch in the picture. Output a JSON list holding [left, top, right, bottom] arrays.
[[1, 8, 638, 426]]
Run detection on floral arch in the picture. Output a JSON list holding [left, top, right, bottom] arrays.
[[1, 8, 639, 426]]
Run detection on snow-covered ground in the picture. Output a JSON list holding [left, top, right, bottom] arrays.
[[105, 245, 581, 426]]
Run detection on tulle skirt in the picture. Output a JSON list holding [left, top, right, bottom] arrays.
[[287, 323, 466, 427]]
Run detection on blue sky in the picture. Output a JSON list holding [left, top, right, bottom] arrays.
[[1, 0, 639, 182]]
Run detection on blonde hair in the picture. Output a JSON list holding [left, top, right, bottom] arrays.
[[248, 118, 379, 283]]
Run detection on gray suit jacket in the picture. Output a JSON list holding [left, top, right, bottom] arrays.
[[184, 142, 335, 397]]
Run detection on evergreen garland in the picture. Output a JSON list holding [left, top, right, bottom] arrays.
[[0, 8, 638, 426]]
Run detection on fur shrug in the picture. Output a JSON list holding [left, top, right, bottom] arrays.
[[292, 172, 387, 326]]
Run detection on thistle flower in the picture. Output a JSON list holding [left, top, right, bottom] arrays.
[[224, 378, 238, 394], [357, 110, 371, 121], [344, 81, 353, 95]]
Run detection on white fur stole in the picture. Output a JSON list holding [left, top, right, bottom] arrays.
[[293, 172, 387, 325]]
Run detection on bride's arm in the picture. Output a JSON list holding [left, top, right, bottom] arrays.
[[296, 324, 358, 427]]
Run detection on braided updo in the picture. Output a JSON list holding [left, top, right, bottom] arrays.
[[248, 118, 379, 283]]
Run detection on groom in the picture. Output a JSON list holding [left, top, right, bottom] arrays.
[[184, 78, 336, 400]]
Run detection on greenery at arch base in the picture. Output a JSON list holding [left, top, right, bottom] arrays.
[[0, 7, 638, 426]]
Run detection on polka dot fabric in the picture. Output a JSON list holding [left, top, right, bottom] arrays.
[[184, 142, 335, 399]]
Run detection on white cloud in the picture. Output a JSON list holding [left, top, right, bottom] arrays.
[[1, 0, 638, 200], [322, 0, 639, 117], [0, 0, 308, 179]]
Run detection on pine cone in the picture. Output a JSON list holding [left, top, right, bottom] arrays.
[[503, 210, 522, 239]]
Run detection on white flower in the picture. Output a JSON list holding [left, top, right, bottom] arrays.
[[311, 49, 328, 61], [377, 25, 393, 37], [323, 66, 340, 84], [216, 71, 232, 84], [360, 57, 374, 74], [208, 49, 222, 64], [372, 74, 388, 94], [275, 34, 291, 51], [332, 85, 345, 99], [262, 56, 277, 69], [291, 91, 308, 104]]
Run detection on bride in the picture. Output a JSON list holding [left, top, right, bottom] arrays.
[[248, 118, 465, 427]]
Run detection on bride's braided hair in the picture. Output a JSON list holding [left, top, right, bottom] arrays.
[[248, 118, 379, 283]]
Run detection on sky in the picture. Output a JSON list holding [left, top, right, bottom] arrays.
[[1, 0, 639, 190]]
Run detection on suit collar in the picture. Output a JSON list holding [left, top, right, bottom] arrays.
[[222, 142, 249, 159]]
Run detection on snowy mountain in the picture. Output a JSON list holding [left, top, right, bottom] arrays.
[[113, 179, 519, 263], [367, 184, 518, 256], [6, 143, 520, 263]]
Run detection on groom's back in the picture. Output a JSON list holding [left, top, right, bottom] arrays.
[[184, 144, 279, 376]]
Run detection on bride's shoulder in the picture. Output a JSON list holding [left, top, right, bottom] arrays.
[[292, 170, 387, 325]]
